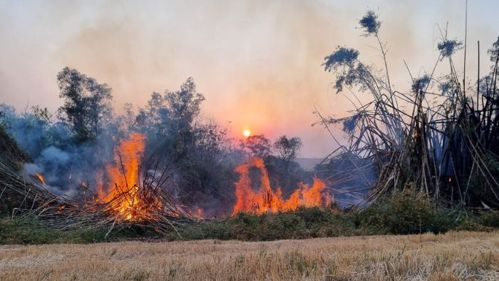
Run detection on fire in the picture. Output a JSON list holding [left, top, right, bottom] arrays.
[[34, 173, 46, 185], [191, 207, 204, 220], [232, 157, 331, 215], [97, 133, 162, 222]]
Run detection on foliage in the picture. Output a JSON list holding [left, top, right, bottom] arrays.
[[323, 48, 372, 93], [488, 36, 499, 62], [411, 74, 431, 92], [359, 10, 380, 35], [164, 77, 205, 135], [323, 47, 359, 71], [2, 198, 498, 244], [168, 207, 358, 241], [240, 134, 272, 158], [342, 113, 360, 134], [136, 77, 204, 141], [356, 189, 441, 234], [147, 199, 499, 241], [354, 189, 497, 234], [0, 216, 110, 244], [31, 105, 52, 123], [437, 39, 463, 58], [273, 135, 302, 163], [478, 210, 499, 228], [57, 67, 112, 143], [132, 78, 237, 215]]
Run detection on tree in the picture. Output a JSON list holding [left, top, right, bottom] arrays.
[[57, 67, 112, 143], [164, 77, 205, 135], [138, 78, 204, 137], [139, 78, 205, 161], [137, 79, 236, 214], [241, 134, 271, 158], [273, 135, 302, 163], [31, 106, 52, 124]]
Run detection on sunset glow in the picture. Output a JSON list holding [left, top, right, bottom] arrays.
[[242, 129, 252, 138], [1, 1, 497, 157]]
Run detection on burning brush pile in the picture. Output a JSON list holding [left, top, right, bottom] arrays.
[[0, 133, 193, 236], [93, 133, 187, 223]]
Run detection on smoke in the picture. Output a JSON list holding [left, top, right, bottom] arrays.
[[23, 163, 42, 176], [40, 146, 70, 163], [0, 103, 117, 197], [315, 151, 378, 208]]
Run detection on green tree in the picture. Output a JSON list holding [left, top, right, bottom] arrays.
[[164, 77, 204, 135], [139, 77, 205, 160], [241, 135, 271, 158], [57, 67, 112, 142], [273, 135, 302, 163]]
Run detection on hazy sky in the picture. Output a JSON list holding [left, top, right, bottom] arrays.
[[1, 0, 498, 157]]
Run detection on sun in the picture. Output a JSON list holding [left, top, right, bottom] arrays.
[[242, 129, 252, 138]]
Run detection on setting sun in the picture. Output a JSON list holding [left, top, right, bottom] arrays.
[[242, 129, 252, 138]]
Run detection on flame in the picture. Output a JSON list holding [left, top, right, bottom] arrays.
[[35, 173, 46, 185], [232, 157, 331, 215], [192, 207, 204, 220], [97, 133, 162, 222]]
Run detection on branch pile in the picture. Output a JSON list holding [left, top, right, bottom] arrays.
[[318, 13, 499, 209], [0, 157, 193, 237]]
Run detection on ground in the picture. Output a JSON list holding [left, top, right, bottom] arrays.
[[0, 231, 498, 281]]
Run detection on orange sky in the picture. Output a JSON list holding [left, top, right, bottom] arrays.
[[1, 0, 498, 157]]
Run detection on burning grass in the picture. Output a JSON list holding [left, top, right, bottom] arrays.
[[0, 231, 497, 281], [232, 157, 332, 215]]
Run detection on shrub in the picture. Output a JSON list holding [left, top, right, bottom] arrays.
[[0, 216, 110, 244], [258, 212, 307, 240], [230, 213, 263, 240], [356, 188, 436, 234], [428, 209, 459, 233], [2, 204, 497, 244], [478, 210, 499, 228]]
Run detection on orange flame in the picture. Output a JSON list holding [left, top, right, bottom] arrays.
[[97, 133, 162, 221], [232, 157, 331, 215], [191, 207, 204, 220], [34, 173, 46, 185]]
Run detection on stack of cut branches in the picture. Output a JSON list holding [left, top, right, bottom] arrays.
[[318, 11, 499, 209], [0, 159, 64, 214], [0, 157, 193, 237]]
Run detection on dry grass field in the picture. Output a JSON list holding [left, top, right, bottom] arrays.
[[0, 231, 498, 281]]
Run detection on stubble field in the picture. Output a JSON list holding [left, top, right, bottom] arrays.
[[0, 231, 498, 281]]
